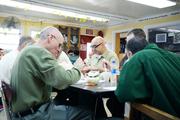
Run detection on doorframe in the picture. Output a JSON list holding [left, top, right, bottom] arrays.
[[112, 28, 132, 54]]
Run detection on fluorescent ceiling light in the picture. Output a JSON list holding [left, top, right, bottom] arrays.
[[168, 29, 180, 33], [127, 0, 176, 8], [160, 28, 180, 33], [0, 0, 109, 22]]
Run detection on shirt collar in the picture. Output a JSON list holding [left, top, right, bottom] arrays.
[[144, 43, 158, 49]]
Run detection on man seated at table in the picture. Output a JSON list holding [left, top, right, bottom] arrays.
[[115, 28, 180, 119], [81, 36, 125, 118], [67, 47, 85, 70], [0, 48, 5, 60], [10, 26, 92, 120], [58, 50, 72, 67], [83, 36, 119, 73], [0, 36, 35, 85]]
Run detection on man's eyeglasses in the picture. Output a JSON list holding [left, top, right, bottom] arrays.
[[91, 42, 103, 49], [49, 34, 62, 48]]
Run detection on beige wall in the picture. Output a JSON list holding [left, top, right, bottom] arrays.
[[21, 20, 53, 35], [1, 14, 179, 41], [103, 14, 180, 42]]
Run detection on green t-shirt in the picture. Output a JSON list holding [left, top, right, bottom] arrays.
[[115, 44, 180, 117], [10, 45, 81, 112]]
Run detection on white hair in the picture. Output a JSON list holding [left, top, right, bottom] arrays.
[[39, 26, 62, 41]]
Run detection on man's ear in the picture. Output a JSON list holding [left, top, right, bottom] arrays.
[[47, 36, 52, 43], [126, 50, 133, 59]]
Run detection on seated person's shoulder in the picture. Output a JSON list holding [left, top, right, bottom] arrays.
[[21, 46, 51, 58], [137, 48, 160, 57], [107, 50, 118, 57]]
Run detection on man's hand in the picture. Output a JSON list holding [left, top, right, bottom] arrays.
[[102, 60, 111, 71], [81, 66, 91, 74]]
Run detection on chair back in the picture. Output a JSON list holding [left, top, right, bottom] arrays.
[[129, 103, 180, 120], [1, 80, 13, 120]]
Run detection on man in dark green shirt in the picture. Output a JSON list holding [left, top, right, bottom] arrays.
[[10, 27, 89, 120], [115, 28, 180, 118]]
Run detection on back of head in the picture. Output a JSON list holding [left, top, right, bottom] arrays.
[[126, 28, 148, 54], [0, 48, 3, 51], [68, 47, 80, 64], [0, 48, 4, 57], [18, 36, 35, 50], [68, 47, 79, 56], [127, 28, 146, 40]]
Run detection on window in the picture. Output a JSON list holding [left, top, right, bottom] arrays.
[[0, 28, 20, 50], [31, 30, 40, 39], [156, 33, 167, 43]]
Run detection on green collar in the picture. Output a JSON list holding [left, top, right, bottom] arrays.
[[144, 43, 158, 49]]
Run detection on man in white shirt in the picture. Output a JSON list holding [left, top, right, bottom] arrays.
[[58, 51, 72, 65], [0, 48, 5, 60], [0, 36, 35, 84]]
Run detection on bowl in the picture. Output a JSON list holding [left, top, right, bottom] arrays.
[[86, 76, 99, 86]]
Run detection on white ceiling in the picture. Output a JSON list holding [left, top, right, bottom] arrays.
[[0, 0, 180, 29]]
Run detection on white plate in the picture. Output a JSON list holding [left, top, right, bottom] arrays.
[[87, 71, 100, 77]]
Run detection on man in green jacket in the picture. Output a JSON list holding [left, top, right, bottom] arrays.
[[115, 28, 180, 118], [10, 27, 89, 120]]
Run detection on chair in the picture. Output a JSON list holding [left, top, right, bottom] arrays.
[[1, 81, 13, 120], [129, 103, 180, 120]]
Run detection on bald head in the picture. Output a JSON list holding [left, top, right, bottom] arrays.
[[40, 26, 63, 41], [91, 36, 107, 55], [38, 26, 65, 59], [91, 36, 106, 46]]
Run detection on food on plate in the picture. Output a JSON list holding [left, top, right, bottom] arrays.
[[86, 71, 100, 86]]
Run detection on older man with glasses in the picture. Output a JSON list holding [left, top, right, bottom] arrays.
[[83, 36, 119, 73], [10, 26, 90, 120], [80, 36, 124, 118]]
